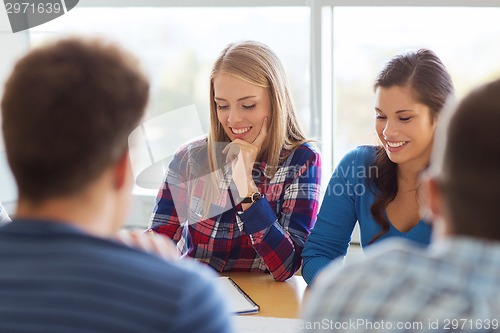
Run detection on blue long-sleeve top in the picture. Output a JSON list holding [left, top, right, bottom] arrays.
[[301, 145, 432, 285]]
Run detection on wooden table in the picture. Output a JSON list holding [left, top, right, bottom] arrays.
[[222, 272, 308, 318]]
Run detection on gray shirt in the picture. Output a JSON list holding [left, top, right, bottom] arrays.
[[301, 237, 500, 332]]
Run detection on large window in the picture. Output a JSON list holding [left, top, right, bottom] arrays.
[[332, 6, 500, 163], [2, 1, 500, 229], [27, 4, 311, 228], [30, 7, 311, 135]]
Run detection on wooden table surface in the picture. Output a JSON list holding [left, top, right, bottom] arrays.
[[222, 272, 308, 318]]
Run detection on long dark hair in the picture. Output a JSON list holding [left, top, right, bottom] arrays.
[[369, 49, 454, 243]]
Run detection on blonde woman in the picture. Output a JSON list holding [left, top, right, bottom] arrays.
[[150, 41, 321, 281]]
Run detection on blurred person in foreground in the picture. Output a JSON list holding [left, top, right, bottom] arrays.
[[0, 37, 232, 333]]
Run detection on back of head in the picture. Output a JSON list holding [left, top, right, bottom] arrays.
[[1, 37, 149, 203], [374, 48, 454, 118], [431, 78, 500, 241]]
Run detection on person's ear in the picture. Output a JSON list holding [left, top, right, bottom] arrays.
[[113, 150, 132, 190], [419, 173, 442, 223], [421, 174, 452, 238], [426, 177, 444, 219], [426, 178, 453, 239]]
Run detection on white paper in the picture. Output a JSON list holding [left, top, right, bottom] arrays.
[[216, 276, 259, 314], [233, 316, 303, 333]]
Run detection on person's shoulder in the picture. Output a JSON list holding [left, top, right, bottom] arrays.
[[355, 144, 378, 157], [317, 238, 426, 287], [64, 233, 216, 287], [360, 238, 428, 268], [288, 141, 321, 164], [362, 237, 429, 264], [297, 141, 319, 153], [349, 144, 378, 162], [174, 135, 208, 156], [169, 136, 209, 173], [305, 239, 443, 325], [333, 145, 377, 170], [109, 239, 216, 282], [76, 238, 229, 331], [307, 239, 424, 316]]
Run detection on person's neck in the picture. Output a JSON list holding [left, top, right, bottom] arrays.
[[397, 157, 430, 189], [15, 188, 116, 238]]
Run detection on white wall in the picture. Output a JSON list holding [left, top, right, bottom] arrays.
[[0, 8, 29, 206]]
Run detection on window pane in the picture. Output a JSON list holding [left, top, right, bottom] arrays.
[[333, 7, 500, 163], [30, 7, 310, 135], [29, 7, 310, 228]]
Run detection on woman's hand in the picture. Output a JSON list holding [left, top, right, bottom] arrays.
[[116, 229, 180, 261], [222, 118, 268, 198]]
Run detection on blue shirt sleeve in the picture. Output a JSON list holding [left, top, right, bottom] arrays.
[[301, 147, 364, 285]]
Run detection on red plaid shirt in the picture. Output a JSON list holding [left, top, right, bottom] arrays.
[[150, 138, 321, 281]]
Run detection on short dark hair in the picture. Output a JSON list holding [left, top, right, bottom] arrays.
[[1, 37, 149, 203], [434, 78, 500, 241]]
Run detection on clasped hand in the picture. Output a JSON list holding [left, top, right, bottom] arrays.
[[222, 118, 268, 198], [116, 229, 180, 261]]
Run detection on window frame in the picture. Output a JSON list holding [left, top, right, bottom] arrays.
[[74, 0, 500, 180], [2, 0, 497, 209]]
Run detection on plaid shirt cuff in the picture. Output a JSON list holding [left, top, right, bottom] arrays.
[[238, 197, 276, 234]]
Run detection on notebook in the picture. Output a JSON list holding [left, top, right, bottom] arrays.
[[216, 276, 260, 315]]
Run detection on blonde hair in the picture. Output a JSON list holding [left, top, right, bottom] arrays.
[[208, 40, 306, 179]]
